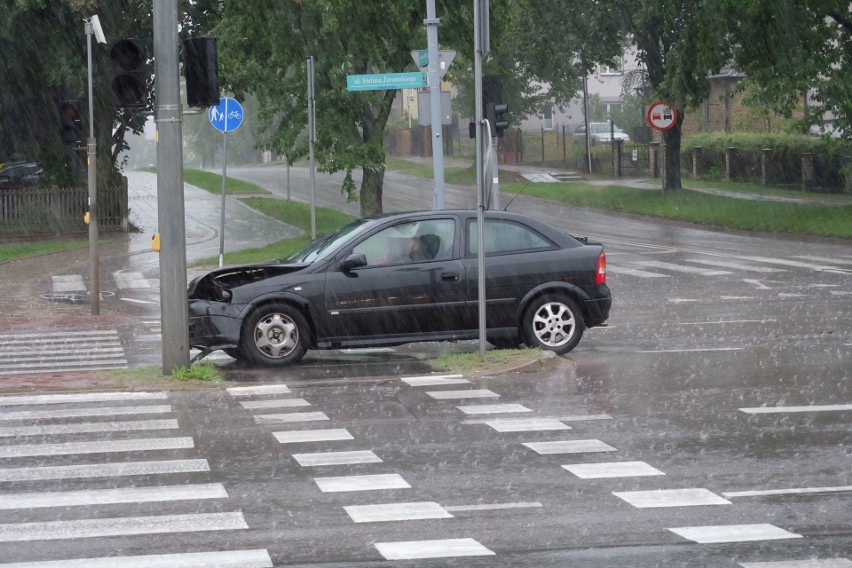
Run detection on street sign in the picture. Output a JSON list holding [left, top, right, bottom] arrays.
[[346, 72, 426, 91], [410, 49, 456, 78], [209, 97, 243, 132], [647, 101, 677, 131]]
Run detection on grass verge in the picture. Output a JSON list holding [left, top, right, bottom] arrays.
[[107, 362, 222, 384], [183, 168, 270, 195], [430, 348, 542, 375], [0, 239, 89, 264]]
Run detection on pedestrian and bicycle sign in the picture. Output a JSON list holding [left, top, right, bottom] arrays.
[[209, 97, 243, 132], [346, 72, 426, 91], [647, 101, 677, 131]]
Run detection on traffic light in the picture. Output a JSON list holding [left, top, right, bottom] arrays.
[[486, 102, 509, 137], [482, 74, 509, 137], [184, 37, 220, 107], [110, 38, 147, 107], [59, 100, 82, 145]]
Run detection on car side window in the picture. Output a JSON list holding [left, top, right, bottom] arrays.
[[466, 220, 554, 256], [354, 219, 455, 266]]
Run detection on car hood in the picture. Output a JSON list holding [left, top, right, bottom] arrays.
[[188, 262, 311, 299]]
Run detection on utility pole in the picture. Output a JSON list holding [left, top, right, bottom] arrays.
[[84, 17, 102, 315], [153, 0, 190, 373], [474, 0, 488, 357], [425, 0, 446, 209]]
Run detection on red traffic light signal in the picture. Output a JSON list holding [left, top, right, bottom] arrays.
[[110, 39, 147, 107], [59, 100, 82, 145]]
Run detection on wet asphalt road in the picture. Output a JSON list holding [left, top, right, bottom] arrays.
[[0, 164, 849, 566]]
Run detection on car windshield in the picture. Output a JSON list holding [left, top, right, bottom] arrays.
[[283, 218, 371, 263]]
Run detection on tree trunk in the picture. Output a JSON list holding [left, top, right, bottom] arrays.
[[360, 166, 385, 217], [663, 109, 685, 190]]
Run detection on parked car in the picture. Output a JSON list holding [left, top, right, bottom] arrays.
[[0, 161, 42, 190], [572, 122, 630, 145], [188, 210, 611, 366]]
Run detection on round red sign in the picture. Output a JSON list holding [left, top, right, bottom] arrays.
[[647, 101, 677, 131]]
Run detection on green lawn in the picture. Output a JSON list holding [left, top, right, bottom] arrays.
[[183, 168, 269, 195], [0, 239, 89, 264]]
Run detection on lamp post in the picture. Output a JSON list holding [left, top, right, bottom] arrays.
[[84, 15, 106, 315]]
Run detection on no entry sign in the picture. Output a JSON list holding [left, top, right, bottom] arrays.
[[647, 101, 677, 131]]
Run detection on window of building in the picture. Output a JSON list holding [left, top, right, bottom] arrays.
[[544, 106, 553, 130]]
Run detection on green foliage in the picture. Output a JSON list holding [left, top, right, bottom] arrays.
[[681, 132, 848, 156], [431, 348, 543, 375], [171, 363, 221, 382], [0, 239, 88, 264]]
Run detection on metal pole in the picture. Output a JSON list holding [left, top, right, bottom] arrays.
[[307, 56, 316, 239], [583, 75, 592, 174], [285, 155, 290, 201], [426, 0, 446, 209], [153, 0, 190, 373], [85, 20, 99, 315], [218, 128, 228, 268], [474, 0, 487, 358]]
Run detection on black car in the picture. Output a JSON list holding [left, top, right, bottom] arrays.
[[188, 210, 611, 366]]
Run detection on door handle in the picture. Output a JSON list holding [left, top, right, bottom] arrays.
[[441, 272, 459, 281]]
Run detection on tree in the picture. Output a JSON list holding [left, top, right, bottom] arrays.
[[213, 1, 476, 216]]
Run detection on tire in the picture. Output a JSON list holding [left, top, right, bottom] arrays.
[[522, 294, 584, 355], [241, 303, 310, 367]]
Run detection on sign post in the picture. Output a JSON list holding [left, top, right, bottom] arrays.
[[209, 97, 244, 267]]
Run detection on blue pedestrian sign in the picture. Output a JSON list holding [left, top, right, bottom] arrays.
[[209, 97, 243, 132]]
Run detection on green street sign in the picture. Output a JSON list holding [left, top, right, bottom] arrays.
[[346, 72, 426, 91]]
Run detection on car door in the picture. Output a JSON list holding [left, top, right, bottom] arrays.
[[322, 217, 467, 342]]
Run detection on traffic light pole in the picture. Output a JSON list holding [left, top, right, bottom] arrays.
[[153, 0, 190, 374], [474, 0, 487, 358], [84, 19, 100, 315], [425, 0, 446, 209]]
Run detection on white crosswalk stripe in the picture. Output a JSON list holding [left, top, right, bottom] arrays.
[[112, 270, 152, 289], [0, 549, 273, 568], [631, 260, 730, 275], [608, 253, 851, 278], [0, 330, 128, 376]]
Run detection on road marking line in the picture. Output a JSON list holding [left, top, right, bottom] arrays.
[[0, 483, 228, 510], [638, 347, 743, 354], [345, 501, 452, 523], [464, 414, 611, 425], [830, 291, 852, 296], [0, 511, 247, 542], [314, 473, 410, 493], [668, 523, 802, 544], [0, 391, 166, 407], [0, 459, 209, 482], [0, 419, 179, 438], [227, 385, 291, 396], [0, 549, 274, 568], [239, 398, 311, 410], [607, 266, 670, 278], [0, 359, 128, 374], [743, 279, 771, 290], [51, 275, 86, 292], [444, 502, 542, 512], [120, 297, 157, 305], [739, 558, 852, 567], [0, 437, 194, 458], [273, 429, 353, 444], [0, 405, 172, 421], [631, 260, 730, 275], [456, 404, 532, 415], [255, 411, 329, 423], [677, 319, 776, 325], [562, 461, 665, 479], [723, 485, 852, 498], [113, 270, 152, 289], [375, 538, 495, 561], [292, 450, 382, 467], [792, 255, 852, 266], [737, 255, 844, 271], [0, 330, 119, 342], [684, 258, 786, 272], [739, 403, 852, 414], [483, 418, 570, 432], [523, 440, 617, 454], [427, 389, 499, 400], [613, 488, 731, 508], [402, 375, 469, 386]]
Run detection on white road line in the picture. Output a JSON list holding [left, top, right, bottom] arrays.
[[0, 391, 166, 407], [255, 412, 329, 423], [0, 419, 179, 438], [631, 260, 730, 275], [0, 483, 228, 510], [120, 297, 157, 305], [292, 450, 382, 467], [668, 523, 802, 544], [0, 436, 194, 458], [444, 502, 542, 512], [4, 347, 125, 358], [830, 291, 852, 296], [239, 398, 311, 410], [562, 461, 665, 479], [523, 440, 617, 454], [684, 258, 786, 272], [51, 275, 86, 292], [402, 375, 469, 386], [607, 266, 670, 278], [314, 473, 410, 493], [676, 319, 776, 325], [0, 330, 118, 342], [227, 385, 291, 396], [273, 429, 353, 444], [463, 414, 611, 425], [483, 418, 570, 432], [0, 459, 209, 482], [427, 389, 499, 400], [0, 511, 247, 542], [0, 359, 129, 374], [613, 488, 731, 508], [112, 270, 152, 289], [456, 404, 532, 415], [0, 549, 274, 568], [375, 538, 494, 561], [737, 255, 845, 271], [743, 279, 772, 290], [723, 486, 852, 498], [344, 501, 452, 523], [638, 347, 744, 354], [740, 558, 852, 567], [739, 403, 852, 414], [0, 405, 172, 421], [792, 255, 852, 266]]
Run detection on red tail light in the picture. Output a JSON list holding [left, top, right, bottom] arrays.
[[595, 251, 607, 284]]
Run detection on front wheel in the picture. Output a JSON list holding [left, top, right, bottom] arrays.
[[522, 294, 584, 355], [241, 303, 310, 367]]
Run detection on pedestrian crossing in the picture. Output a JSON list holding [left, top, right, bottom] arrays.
[[0, 390, 271, 566], [0, 330, 128, 377]]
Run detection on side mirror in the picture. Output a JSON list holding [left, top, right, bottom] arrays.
[[342, 253, 368, 271]]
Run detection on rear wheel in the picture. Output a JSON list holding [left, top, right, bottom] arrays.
[[241, 303, 310, 367], [522, 294, 584, 355]]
